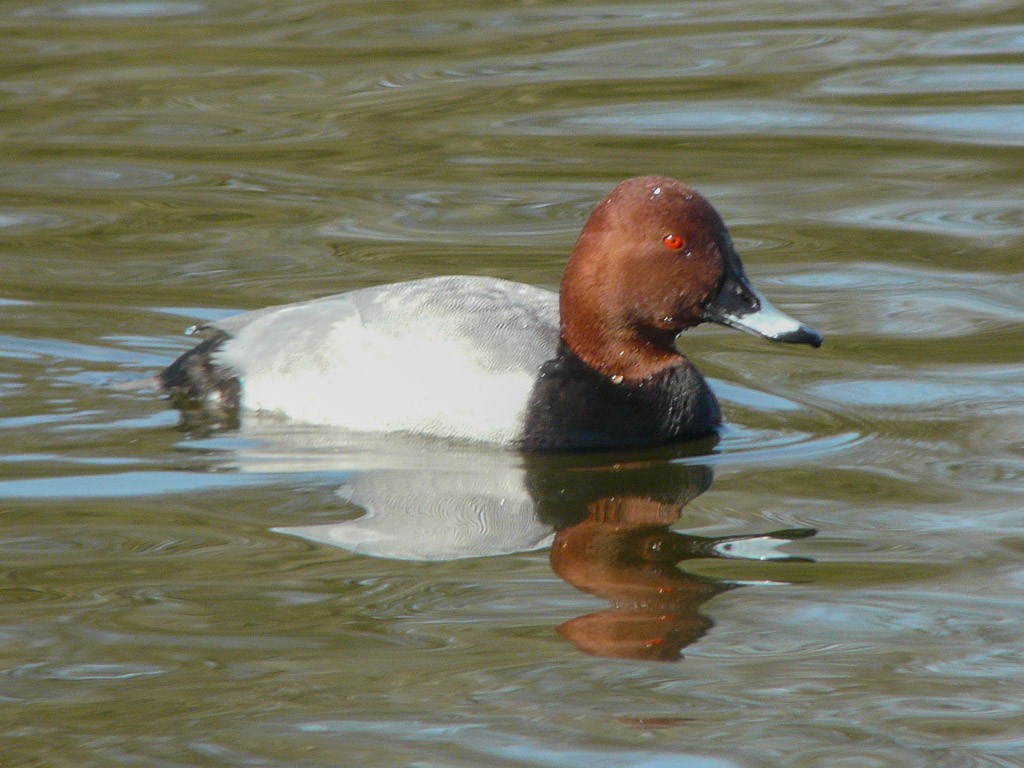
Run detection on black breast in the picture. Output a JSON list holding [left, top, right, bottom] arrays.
[[520, 345, 721, 451]]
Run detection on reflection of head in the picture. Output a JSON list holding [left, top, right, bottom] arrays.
[[558, 608, 714, 662], [548, 488, 729, 662]]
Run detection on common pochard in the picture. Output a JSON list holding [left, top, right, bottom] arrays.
[[160, 176, 821, 450]]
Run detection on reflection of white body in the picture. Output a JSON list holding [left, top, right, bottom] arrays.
[[275, 468, 553, 561], [219, 426, 554, 561]]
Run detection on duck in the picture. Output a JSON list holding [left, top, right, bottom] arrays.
[[160, 176, 822, 450]]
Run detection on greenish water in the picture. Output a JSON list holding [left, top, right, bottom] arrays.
[[2, 1, 1023, 766]]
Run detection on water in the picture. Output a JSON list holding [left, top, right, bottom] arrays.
[[2, 0, 1023, 765]]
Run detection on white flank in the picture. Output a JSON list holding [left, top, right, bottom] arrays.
[[212, 283, 551, 443]]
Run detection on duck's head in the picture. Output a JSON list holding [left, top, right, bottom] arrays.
[[560, 176, 822, 382]]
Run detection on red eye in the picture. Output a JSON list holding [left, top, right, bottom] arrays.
[[662, 234, 683, 249]]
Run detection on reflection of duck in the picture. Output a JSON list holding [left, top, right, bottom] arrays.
[[527, 450, 813, 661], [265, 433, 813, 661]]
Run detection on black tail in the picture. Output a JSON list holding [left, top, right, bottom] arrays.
[[159, 330, 241, 418]]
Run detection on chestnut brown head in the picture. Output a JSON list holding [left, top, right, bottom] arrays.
[[560, 176, 821, 381]]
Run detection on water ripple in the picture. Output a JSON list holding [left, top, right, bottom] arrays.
[[709, 428, 867, 467], [824, 198, 1024, 239], [786, 264, 1024, 337], [20, 2, 205, 19], [0, 524, 261, 561], [815, 65, 1024, 96], [292, 718, 739, 768], [925, 24, 1024, 55], [0, 471, 279, 499], [0, 211, 68, 232], [18, 662, 167, 681], [812, 372, 1024, 411], [318, 184, 598, 245], [496, 101, 1024, 147], [3, 163, 190, 191], [356, 26, 921, 108]]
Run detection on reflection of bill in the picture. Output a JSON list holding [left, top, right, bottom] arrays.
[[269, 435, 814, 662]]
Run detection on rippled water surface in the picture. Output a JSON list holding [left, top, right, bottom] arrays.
[[2, 1, 1023, 766]]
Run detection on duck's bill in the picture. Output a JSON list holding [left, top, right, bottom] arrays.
[[702, 273, 822, 348]]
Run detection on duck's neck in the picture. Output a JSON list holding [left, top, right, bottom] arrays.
[[559, 317, 683, 384]]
